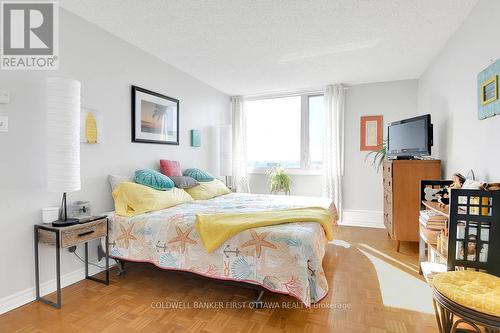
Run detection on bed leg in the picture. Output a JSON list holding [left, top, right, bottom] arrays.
[[116, 260, 127, 276], [249, 289, 264, 309]]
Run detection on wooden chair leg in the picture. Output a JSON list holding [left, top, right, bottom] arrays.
[[451, 319, 482, 333], [433, 298, 454, 333], [396, 240, 401, 252], [432, 299, 444, 333]]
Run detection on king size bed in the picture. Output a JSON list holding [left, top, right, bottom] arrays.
[[107, 191, 337, 307]]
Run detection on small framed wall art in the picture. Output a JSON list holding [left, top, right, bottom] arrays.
[[132, 86, 179, 145], [80, 108, 103, 144], [478, 59, 500, 120], [191, 129, 201, 147], [360, 115, 383, 151]]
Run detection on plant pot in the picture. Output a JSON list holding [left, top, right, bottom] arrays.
[[271, 190, 290, 196]]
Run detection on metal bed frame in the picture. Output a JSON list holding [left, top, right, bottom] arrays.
[[113, 258, 267, 308]]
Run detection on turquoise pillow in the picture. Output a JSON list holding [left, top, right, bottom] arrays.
[[134, 169, 174, 191], [183, 168, 214, 182]]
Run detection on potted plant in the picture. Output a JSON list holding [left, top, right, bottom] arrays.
[[364, 140, 387, 172], [266, 166, 291, 195]]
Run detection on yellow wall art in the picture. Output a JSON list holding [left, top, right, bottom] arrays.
[[80, 108, 103, 144]]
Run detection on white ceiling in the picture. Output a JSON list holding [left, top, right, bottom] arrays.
[[60, 0, 478, 96]]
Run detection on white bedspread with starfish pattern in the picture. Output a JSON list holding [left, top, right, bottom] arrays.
[[108, 193, 335, 306]]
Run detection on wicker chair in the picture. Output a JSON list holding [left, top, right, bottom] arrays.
[[432, 188, 500, 333]]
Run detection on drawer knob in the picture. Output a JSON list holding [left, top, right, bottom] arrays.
[[78, 230, 95, 237]]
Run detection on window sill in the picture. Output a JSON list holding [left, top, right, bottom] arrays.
[[248, 168, 323, 176]]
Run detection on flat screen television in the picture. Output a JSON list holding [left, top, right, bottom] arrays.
[[387, 114, 433, 159]]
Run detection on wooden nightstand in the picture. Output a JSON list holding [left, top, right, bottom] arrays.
[[34, 216, 110, 308]]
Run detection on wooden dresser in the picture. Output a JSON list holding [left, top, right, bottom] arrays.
[[383, 159, 441, 251]]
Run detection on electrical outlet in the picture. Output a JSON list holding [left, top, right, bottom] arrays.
[[68, 245, 77, 253], [0, 116, 8, 132]]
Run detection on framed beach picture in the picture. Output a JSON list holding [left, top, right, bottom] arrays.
[[131, 86, 179, 145], [360, 115, 383, 151]]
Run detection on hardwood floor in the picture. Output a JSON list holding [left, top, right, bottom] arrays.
[[0, 226, 438, 333]]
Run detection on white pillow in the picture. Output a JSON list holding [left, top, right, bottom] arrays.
[[108, 174, 133, 192]]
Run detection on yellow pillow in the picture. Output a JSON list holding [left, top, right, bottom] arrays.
[[185, 179, 231, 200], [112, 182, 193, 217]]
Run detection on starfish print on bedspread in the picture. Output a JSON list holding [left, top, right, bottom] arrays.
[[240, 229, 277, 258], [168, 226, 197, 253], [116, 223, 137, 249]]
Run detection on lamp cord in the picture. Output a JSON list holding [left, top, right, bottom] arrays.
[[72, 252, 117, 270]]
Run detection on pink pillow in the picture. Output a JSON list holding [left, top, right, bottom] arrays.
[[160, 160, 182, 177]]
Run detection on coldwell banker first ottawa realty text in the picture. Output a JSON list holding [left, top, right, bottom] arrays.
[[1, 1, 59, 70]]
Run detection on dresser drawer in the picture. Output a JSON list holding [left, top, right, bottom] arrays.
[[383, 163, 393, 191], [384, 188, 393, 206], [38, 218, 107, 248], [384, 178, 393, 191], [383, 161, 392, 177], [384, 189, 393, 236], [384, 211, 393, 236]]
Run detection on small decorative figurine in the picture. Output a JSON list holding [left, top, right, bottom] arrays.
[[436, 173, 466, 208]]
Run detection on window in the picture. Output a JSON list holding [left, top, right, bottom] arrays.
[[246, 94, 324, 170]]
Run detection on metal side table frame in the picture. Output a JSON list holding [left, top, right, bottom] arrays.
[[34, 222, 110, 309]]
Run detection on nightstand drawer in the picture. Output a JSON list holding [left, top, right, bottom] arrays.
[[38, 218, 107, 248]]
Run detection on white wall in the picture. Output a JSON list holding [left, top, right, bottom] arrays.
[[0, 9, 229, 310], [248, 80, 419, 214], [418, 0, 500, 181], [343, 80, 419, 211]]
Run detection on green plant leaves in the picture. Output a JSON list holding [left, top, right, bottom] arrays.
[[364, 140, 387, 173], [266, 166, 291, 194]]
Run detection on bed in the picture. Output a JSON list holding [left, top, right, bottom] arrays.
[[108, 192, 337, 306]]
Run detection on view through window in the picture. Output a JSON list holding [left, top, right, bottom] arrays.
[[246, 94, 324, 169]]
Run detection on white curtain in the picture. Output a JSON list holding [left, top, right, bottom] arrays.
[[323, 84, 345, 219], [231, 96, 250, 193]]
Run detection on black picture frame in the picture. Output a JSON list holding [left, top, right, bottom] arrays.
[[131, 85, 180, 145]]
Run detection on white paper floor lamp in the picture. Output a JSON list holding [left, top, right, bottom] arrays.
[[47, 77, 81, 227], [219, 125, 232, 186], [210, 126, 220, 177]]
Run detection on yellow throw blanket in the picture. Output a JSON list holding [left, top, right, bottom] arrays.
[[195, 207, 334, 252]]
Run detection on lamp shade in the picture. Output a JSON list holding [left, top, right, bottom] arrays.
[[47, 77, 81, 193], [219, 125, 232, 176]]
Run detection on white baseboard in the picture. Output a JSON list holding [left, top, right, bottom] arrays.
[[340, 209, 384, 229], [0, 264, 105, 315]]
